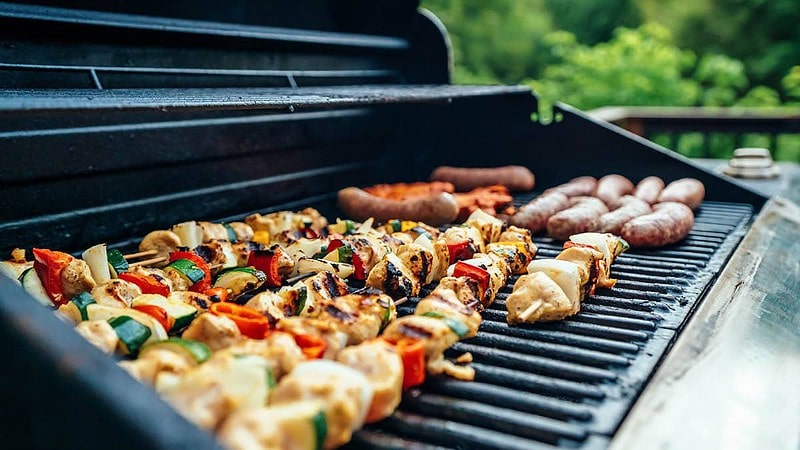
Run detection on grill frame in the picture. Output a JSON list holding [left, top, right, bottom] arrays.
[[0, 2, 779, 449]]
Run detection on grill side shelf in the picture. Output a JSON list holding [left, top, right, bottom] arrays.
[[351, 195, 753, 449]]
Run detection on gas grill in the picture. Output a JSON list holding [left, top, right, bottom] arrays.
[[1, 2, 798, 450]]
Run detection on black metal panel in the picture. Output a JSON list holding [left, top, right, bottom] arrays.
[[0, 276, 223, 450]]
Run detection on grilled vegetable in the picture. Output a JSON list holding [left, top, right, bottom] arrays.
[[108, 315, 152, 355], [32, 248, 73, 305], [168, 251, 211, 292], [71, 292, 96, 321], [395, 338, 425, 389], [119, 271, 170, 297], [213, 267, 266, 299], [139, 337, 211, 365], [210, 302, 269, 339], [82, 243, 111, 285], [296, 258, 354, 279], [107, 248, 129, 276], [172, 221, 204, 249], [218, 401, 327, 450], [18, 268, 52, 307]]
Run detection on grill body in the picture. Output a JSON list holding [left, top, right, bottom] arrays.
[[0, 2, 776, 450]]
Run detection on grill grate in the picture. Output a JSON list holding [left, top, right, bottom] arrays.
[[350, 193, 753, 449]]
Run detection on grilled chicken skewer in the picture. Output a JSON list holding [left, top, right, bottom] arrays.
[[507, 232, 627, 324]]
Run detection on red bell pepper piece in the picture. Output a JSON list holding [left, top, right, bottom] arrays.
[[293, 334, 327, 359], [118, 272, 170, 297], [203, 287, 228, 303], [132, 304, 174, 332], [169, 251, 211, 292], [210, 302, 269, 339], [446, 239, 474, 264], [352, 252, 366, 281], [452, 261, 490, 297], [32, 248, 73, 306], [326, 239, 345, 254], [395, 338, 426, 389], [247, 247, 283, 288]]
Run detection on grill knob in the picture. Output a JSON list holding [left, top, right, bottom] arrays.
[[721, 147, 780, 179]]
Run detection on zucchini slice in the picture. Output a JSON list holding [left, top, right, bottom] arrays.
[[71, 292, 97, 321], [108, 315, 151, 355], [84, 304, 168, 343], [107, 248, 129, 275], [213, 267, 267, 299], [131, 294, 197, 331], [420, 311, 470, 338], [164, 259, 206, 285], [139, 337, 211, 365], [19, 267, 53, 307]]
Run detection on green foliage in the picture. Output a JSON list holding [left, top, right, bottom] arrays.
[[527, 24, 700, 110], [423, 0, 552, 85], [545, 0, 641, 45]]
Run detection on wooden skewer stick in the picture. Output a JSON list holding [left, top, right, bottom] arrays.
[[286, 272, 315, 284], [517, 299, 543, 322], [209, 263, 224, 271], [123, 249, 158, 260], [128, 256, 168, 268], [394, 296, 408, 306]]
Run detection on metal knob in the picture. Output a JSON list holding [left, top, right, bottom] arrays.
[[722, 147, 780, 179]]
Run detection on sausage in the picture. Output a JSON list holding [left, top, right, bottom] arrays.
[[430, 165, 535, 192], [634, 176, 665, 204], [546, 197, 609, 240], [657, 178, 705, 209], [508, 191, 570, 233], [337, 187, 459, 226], [544, 176, 598, 197], [597, 196, 651, 234], [594, 175, 634, 208], [620, 202, 694, 247]]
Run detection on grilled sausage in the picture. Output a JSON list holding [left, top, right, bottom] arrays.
[[634, 176, 665, 204], [430, 165, 535, 192], [547, 197, 609, 240], [597, 196, 652, 234], [620, 202, 694, 247], [594, 175, 634, 208], [544, 176, 598, 197], [337, 187, 458, 226], [657, 178, 705, 209], [508, 191, 571, 233]]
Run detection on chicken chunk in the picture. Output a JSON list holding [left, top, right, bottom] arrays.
[[415, 288, 482, 338], [221, 332, 304, 379], [119, 347, 194, 385], [169, 290, 214, 311], [316, 293, 395, 345], [198, 221, 230, 242], [343, 235, 388, 274], [435, 276, 483, 311], [90, 279, 142, 308], [270, 360, 372, 450], [302, 271, 350, 316], [74, 320, 118, 354], [336, 340, 403, 424], [395, 243, 433, 286], [194, 239, 238, 272], [506, 272, 575, 324], [366, 253, 420, 299], [229, 222, 254, 242], [129, 266, 174, 292], [382, 315, 459, 367], [218, 401, 327, 450], [443, 225, 485, 254], [245, 290, 302, 326], [182, 313, 241, 351], [60, 259, 96, 301], [556, 246, 603, 292]]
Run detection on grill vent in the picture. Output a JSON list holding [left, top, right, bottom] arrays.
[[352, 195, 753, 449]]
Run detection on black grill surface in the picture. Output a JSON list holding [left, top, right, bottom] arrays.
[[349, 194, 753, 449]]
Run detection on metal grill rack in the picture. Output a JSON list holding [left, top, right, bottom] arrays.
[[352, 194, 754, 449]]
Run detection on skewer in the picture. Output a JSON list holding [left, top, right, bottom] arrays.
[[123, 249, 158, 260], [285, 272, 315, 284], [128, 256, 168, 268], [517, 299, 543, 322], [394, 296, 408, 306]]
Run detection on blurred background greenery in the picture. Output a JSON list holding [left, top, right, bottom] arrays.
[[422, 0, 800, 161]]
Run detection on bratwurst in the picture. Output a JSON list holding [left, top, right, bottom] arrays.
[[430, 165, 535, 192], [633, 176, 665, 204], [508, 191, 571, 233], [594, 175, 635, 208], [620, 202, 694, 247], [546, 197, 609, 240], [597, 196, 652, 234], [337, 187, 459, 226], [657, 178, 705, 209], [545, 176, 598, 197]]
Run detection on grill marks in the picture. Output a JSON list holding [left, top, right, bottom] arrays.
[[351, 199, 753, 449]]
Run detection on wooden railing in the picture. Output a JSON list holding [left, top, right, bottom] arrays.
[[588, 106, 800, 159]]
